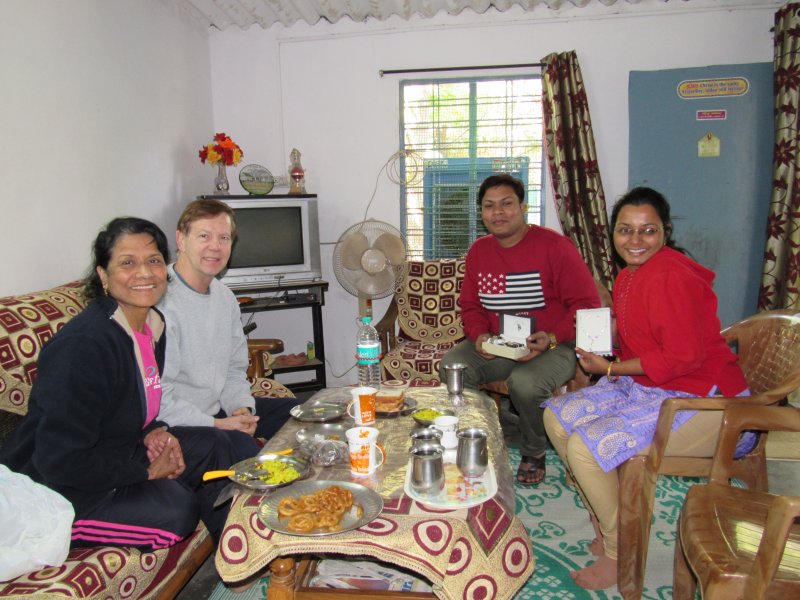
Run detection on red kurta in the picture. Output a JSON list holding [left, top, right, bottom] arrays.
[[614, 246, 747, 396]]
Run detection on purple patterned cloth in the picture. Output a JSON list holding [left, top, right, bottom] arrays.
[[544, 376, 699, 472], [544, 377, 756, 472]]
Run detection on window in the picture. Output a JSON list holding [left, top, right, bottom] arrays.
[[400, 76, 544, 260]]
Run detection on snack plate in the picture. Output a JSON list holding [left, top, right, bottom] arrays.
[[229, 453, 310, 491], [295, 423, 347, 444], [290, 401, 345, 422], [410, 407, 455, 427], [404, 460, 497, 509], [258, 480, 383, 537], [376, 397, 418, 418]]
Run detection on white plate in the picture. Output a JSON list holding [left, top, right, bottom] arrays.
[[404, 460, 497, 509], [258, 480, 383, 536]]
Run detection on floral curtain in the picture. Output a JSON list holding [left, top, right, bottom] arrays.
[[541, 51, 616, 291], [759, 3, 800, 310]]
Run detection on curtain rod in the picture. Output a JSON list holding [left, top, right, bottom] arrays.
[[379, 63, 544, 77]]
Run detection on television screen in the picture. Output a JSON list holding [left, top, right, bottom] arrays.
[[229, 206, 304, 268]]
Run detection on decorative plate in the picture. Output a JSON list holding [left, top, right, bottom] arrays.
[[239, 164, 274, 195], [258, 480, 383, 536]]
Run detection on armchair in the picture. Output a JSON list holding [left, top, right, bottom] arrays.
[[673, 405, 800, 599], [617, 309, 800, 599], [374, 259, 465, 384]]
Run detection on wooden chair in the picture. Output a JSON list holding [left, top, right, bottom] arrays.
[[617, 309, 800, 599], [673, 405, 800, 599]]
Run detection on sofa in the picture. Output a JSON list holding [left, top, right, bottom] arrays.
[[0, 280, 293, 599]]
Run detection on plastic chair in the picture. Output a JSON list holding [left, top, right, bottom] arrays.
[[617, 309, 800, 599], [673, 405, 800, 599]]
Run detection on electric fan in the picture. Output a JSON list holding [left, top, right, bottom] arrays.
[[332, 219, 406, 317]]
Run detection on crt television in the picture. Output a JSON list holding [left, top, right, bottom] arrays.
[[217, 196, 322, 289]]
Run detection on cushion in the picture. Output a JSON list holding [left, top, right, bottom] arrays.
[[0, 282, 86, 417]]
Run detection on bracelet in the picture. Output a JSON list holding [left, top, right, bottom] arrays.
[[606, 359, 620, 382]]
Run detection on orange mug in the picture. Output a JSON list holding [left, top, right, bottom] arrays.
[[347, 386, 377, 426], [345, 427, 386, 476]]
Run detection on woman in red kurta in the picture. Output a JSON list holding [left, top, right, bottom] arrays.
[[543, 187, 748, 590]]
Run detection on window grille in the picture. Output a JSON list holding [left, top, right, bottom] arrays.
[[400, 76, 543, 259]]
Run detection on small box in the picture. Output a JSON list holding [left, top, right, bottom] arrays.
[[482, 314, 535, 360], [576, 308, 613, 355]]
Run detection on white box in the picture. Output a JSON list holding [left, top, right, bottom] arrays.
[[576, 308, 613, 355], [482, 314, 534, 360]]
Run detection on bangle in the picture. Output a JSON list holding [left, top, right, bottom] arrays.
[[606, 359, 620, 382]]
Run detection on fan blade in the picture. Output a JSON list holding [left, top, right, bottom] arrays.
[[339, 232, 369, 270], [372, 233, 406, 265], [355, 269, 394, 295], [360, 248, 388, 274]]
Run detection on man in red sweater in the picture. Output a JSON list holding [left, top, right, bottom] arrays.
[[440, 174, 600, 485]]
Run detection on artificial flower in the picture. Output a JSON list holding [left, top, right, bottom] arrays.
[[198, 132, 243, 166]]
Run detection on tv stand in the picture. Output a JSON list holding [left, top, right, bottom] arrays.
[[231, 280, 329, 393]]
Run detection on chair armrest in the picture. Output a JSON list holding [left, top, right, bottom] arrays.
[[647, 394, 784, 473], [374, 297, 398, 355], [747, 492, 800, 597], [710, 406, 800, 483]]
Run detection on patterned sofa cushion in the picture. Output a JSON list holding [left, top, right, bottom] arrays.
[[381, 259, 466, 384]]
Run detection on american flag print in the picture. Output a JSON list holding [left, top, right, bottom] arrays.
[[478, 271, 544, 312]]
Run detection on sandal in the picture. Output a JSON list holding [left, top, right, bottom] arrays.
[[517, 454, 546, 485]]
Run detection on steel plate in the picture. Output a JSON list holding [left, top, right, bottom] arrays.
[[290, 401, 346, 422], [229, 453, 310, 491], [258, 480, 383, 537], [376, 397, 418, 418], [295, 423, 347, 444]]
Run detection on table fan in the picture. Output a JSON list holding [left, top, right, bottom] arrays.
[[332, 219, 406, 318]]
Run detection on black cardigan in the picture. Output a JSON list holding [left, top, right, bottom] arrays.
[[0, 296, 167, 515]]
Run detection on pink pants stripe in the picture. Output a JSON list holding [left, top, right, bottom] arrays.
[[72, 519, 183, 549]]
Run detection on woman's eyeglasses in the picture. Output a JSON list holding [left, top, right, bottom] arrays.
[[613, 226, 662, 237]]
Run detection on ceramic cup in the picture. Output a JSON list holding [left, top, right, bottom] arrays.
[[347, 386, 377, 426], [432, 414, 459, 449], [345, 426, 386, 476]]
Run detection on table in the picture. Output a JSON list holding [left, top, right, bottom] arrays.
[[215, 386, 535, 600]]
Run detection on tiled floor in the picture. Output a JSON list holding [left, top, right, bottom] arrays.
[[176, 457, 800, 599]]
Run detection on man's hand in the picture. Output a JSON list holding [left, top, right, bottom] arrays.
[[475, 333, 495, 359], [516, 330, 550, 362], [215, 409, 259, 436], [145, 432, 185, 480]]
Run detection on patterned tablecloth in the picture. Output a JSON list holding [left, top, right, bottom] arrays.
[[215, 386, 535, 600]]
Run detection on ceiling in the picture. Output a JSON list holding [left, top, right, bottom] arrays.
[[173, 0, 768, 31]]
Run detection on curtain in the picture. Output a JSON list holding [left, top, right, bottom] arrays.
[[541, 51, 616, 291], [759, 3, 800, 310]]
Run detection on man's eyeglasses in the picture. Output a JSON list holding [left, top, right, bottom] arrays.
[[613, 226, 662, 237]]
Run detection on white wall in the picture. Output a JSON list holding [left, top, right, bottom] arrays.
[[0, 0, 213, 296], [208, 2, 776, 386]]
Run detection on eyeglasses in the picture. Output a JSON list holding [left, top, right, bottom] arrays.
[[613, 226, 662, 237]]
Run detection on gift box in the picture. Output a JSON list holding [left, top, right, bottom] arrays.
[[576, 307, 613, 355], [482, 314, 534, 360]]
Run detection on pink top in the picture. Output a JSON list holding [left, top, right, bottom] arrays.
[[133, 324, 161, 428]]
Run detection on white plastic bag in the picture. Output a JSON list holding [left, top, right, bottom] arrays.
[[0, 465, 74, 582]]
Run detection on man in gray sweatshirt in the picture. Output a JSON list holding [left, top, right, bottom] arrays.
[[158, 199, 301, 459]]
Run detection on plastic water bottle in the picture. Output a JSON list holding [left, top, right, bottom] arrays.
[[356, 316, 382, 388]]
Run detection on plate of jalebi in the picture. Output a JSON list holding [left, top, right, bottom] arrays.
[[258, 480, 383, 536]]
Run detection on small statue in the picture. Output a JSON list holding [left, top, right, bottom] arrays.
[[288, 148, 306, 195]]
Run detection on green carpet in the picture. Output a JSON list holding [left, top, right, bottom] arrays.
[[211, 449, 695, 599]]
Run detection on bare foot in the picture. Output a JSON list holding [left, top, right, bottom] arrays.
[[589, 513, 604, 556], [570, 555, 617, 590], [588, 537, 604, 557]]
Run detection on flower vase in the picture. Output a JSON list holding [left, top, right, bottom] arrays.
[[214, 163, 230, 195]]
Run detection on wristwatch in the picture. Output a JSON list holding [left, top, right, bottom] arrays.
[[547, 333, 558, 350]]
